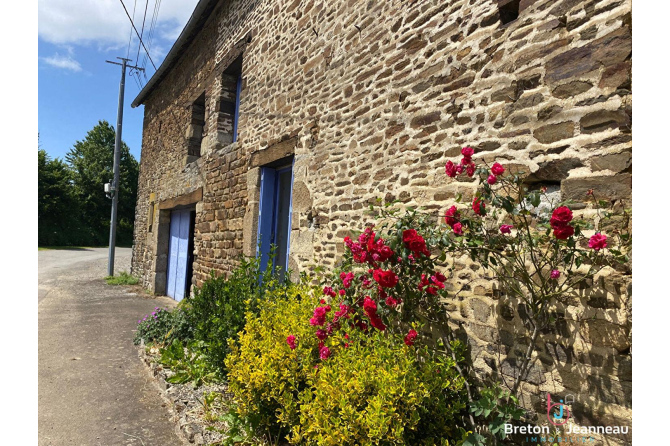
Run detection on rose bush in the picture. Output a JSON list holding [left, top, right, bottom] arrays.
[[224, 144, 630, 446]]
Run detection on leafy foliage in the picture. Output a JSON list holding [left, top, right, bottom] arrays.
[[38, 121, 139, 246], [187, 255, 290, 377], [133, 307, 193, 346], [158, 340, 217, 387], [38, 149, 80, 246], [226, 285, 468, 446], [65, 120, 139, 246]]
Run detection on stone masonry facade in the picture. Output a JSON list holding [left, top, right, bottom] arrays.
[[132, 0, 632, 441]]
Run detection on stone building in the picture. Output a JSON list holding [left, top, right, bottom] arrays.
[[131, 0, 631, 440]]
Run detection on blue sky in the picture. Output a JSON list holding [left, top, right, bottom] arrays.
[[38, 0, 199, 162]]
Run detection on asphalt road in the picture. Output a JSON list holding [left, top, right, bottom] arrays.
[[38, 248, 185, 446]]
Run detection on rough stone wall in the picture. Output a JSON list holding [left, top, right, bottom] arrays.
[[132, 0, 632, 441]]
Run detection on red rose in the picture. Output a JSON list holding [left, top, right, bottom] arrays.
[[404, 329, 418, 346], [319, 346, 331, 360], [379, 245, 394, 261], [550, 206, 573, 229], [286, 335, 297, 350], [466, 162, 476, 177], [369, 314, 387, 331], [385, 296, 400, 307], [553, 225, 575, 240], [487, 174, 497, 185], [491, 162, 505, 176], [461, 147, 475, 158], [402, 229, 430, 256], [445, 161, 457, 178], [453, 222, 463, 235], [500, 224, 513, 234], [373, 269, 399, 288], [472, 197, 486, 216], [445, 205, 460, 226], [588, 233, 608, 251]]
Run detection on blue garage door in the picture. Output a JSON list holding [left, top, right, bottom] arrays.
[[167, 209, 192, 301]]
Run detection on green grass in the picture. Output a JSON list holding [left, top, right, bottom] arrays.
[[105, 271, 140, 286]]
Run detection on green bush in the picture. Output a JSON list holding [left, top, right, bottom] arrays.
[[187, 255, 289, 376], [133, 307, 193, 346], [226, 287, 468, 446]]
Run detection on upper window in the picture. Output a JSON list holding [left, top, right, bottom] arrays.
[[188, 92, 206, 157], [218, 55, 243, 144], [498, 0, 520, 25], [257, 157, 294, 280]]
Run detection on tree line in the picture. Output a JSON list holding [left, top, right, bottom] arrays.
[[38, 120, 139, 247]]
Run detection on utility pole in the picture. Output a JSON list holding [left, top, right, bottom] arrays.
[[105, 57, 144, 277]]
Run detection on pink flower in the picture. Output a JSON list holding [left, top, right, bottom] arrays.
[[491, 163, 505, 176], [500, 224, 513, 234], [589, 233, 608, 251], [286, 335, 297, 350], [310, 307, 328, 326], [319, 346, 331, 360], [316, 329, 328, 341], [461, 147, 475, 158], [445, 160, 457, 178], [466, 162, 476, 177], [487, 174, 497, 185], [338, 289, 345, 296], [453, 222, 463, 235], [444, 205, 460, 227], [550, 270, 560, 279], [323, 286, 336, 297], [404, 329, 418, 346], [340, 272, 355, 289]]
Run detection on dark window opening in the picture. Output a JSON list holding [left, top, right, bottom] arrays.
[[217, 55, 243, 144], [188, 92, 206, 157], [498, 0, 520, 25]]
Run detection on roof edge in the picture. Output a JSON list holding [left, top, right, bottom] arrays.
[[131, 0, 220, 108]]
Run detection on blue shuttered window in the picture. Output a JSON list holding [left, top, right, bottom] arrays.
[[257, 160, 294, 279]]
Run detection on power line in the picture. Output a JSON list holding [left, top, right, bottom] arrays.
[[142, 0, 161, 75], [135, 0, 149, 67], [118, 0, 158, 70], [125, 0, 138, 60]]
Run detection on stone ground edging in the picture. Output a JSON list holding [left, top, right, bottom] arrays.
[[137, 344, 230, 445]]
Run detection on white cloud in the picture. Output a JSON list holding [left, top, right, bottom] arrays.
[[42, 52, 82, 72], [38, 0, 199, 49]]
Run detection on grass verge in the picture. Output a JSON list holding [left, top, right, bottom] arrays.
[[105, 271, 139, 285]]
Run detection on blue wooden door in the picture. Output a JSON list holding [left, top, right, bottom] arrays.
[[167, 209, 191, 301]]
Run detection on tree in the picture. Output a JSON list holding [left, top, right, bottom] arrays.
[[38, 149, 79, 246], [65, 120, 139, 246]]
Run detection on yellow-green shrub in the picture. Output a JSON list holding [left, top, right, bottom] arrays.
[[226, 285, 468, 445], [225, 282, 320, 437], [292, 327, 466, 446]]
